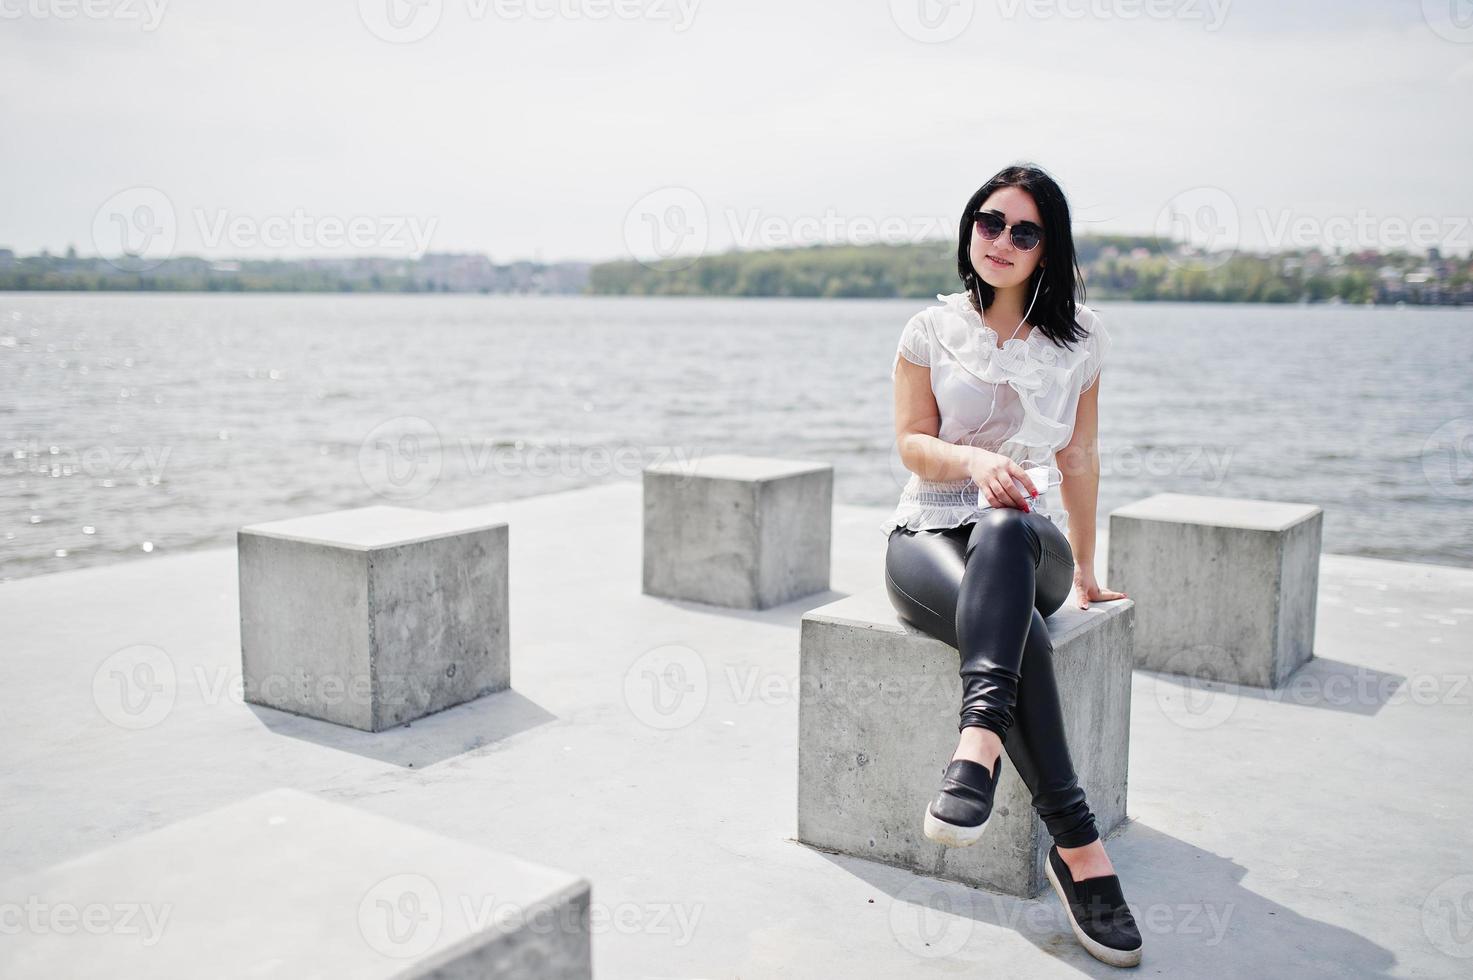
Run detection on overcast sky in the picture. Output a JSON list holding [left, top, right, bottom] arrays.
[[3, 0, 1470, 263]]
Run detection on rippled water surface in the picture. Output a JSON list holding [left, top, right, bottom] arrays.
[[3, 292, 1470, 582]]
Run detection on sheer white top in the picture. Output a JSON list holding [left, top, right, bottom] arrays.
[[884, 292, 1112, 538]]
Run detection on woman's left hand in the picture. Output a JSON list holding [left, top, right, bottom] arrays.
[[1073, 565, 1127, 609]]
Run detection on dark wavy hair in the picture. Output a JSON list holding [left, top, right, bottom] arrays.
[[956, 164, 1088, 349]]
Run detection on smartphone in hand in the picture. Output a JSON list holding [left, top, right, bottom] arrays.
[[975, 465, 1053, 510]]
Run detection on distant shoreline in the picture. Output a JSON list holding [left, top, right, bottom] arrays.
[[1, 290, 1466, 309], [2, 237, 1468, 305]]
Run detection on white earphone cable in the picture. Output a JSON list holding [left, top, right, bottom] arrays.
[[963, 269, 1045, 448]]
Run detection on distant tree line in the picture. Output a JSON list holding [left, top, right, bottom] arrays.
[[588, 236, 1472, 305], [2, 238, 1467, 303], [589, 243, 959, 298], [0, 253, 589, 294]]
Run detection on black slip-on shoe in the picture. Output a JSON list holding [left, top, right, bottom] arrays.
[[1044, 844, 1144, 968], [922, 756, 1002, 847]]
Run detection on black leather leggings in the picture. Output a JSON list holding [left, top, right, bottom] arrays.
[[884, 506, 1100, 848]]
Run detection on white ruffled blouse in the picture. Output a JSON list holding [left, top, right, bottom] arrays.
[[883, 292, 1112, 538]]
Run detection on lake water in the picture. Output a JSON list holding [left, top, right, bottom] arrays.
[[2, 292, 1471, 583]]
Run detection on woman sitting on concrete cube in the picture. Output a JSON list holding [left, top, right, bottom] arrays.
[[884, 164, 1141, 969]]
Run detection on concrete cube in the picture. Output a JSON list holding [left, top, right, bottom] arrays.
[[643, 454, 832, 609], [239, 505, 509, 731], [0, 788, 592, 979], [796, 588, 1134, 898], [1107, 492, 1322, 688]]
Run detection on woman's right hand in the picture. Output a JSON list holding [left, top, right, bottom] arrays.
[[968, 449, 1038, 511]]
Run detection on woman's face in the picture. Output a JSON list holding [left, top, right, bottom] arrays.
[[968, 185, 1045, 291]]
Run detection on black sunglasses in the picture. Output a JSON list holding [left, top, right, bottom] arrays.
[[973, 210, 1044, 252]]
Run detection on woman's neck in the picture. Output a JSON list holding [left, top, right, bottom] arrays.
[[980, 282, 1033, 334]]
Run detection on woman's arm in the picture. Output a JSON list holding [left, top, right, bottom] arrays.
[[893, 356, 1036, 508], [1058, 376, 1127, 607], [1059, 377, 1102, 566], [893, 356, 976, 482]]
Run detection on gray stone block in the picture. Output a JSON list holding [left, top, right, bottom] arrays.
[[239, 505, 509, 731], [1107, 492, 1322, 688], [0, 788, 591, 979], [642, 454, 832, 609], [796, 587, 1133, 898]]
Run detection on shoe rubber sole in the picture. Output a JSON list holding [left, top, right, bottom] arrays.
[[922, 805, 989, 847], [1043, 855, 1143, 968]]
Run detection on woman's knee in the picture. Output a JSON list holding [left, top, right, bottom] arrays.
[[974, 505, 1030, 536], [965, 506, 1039, 561]]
